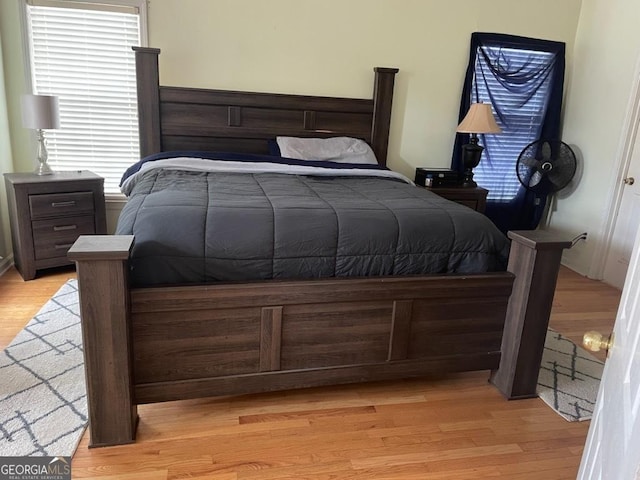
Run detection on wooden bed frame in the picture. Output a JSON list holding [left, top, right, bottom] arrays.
[[68, 47, 572, 448]]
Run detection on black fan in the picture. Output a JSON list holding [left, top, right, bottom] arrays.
[[516, 140, 577, 193]]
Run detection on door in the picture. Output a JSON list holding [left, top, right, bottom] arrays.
[[603, 96, 640, 289], [578, 222, 640, 479], [602, 168, 640, 289]]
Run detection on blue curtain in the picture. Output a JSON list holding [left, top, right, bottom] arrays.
[[452, 33, 566, 233]]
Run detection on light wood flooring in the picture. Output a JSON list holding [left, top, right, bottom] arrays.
[[0, 265, 621, 479]]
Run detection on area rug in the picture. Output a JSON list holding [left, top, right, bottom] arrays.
[[0, 279, 87, 456], [537, 329, 605, 422]]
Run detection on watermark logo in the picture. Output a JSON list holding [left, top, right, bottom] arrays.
[[0, 457, 71, 480]]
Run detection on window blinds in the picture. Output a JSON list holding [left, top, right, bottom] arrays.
[[471, 47, 554, 202], [27, 2, 141, 194]]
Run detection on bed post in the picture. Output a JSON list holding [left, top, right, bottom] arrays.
[[133, 46, 162, 157], [68, 235, 136, 447], [490, 230, 573, 400], [371, 67, 399, 165]]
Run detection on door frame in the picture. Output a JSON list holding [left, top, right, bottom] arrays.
[[589, 54, 640, 280]]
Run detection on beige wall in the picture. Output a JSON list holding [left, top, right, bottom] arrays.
[[0, 0, 34, 266], [0, 35, 14, 265], [1, 0, 35, 175], [549, 0, 640, 275]]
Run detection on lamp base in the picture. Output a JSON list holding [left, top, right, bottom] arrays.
[[460, 135, 484, 189], [35, 161, 54, 176], [34, 129, 54, 175], [461, 171, 477, 188]]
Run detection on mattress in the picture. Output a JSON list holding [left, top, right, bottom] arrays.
[[116, 153, 510, 286]]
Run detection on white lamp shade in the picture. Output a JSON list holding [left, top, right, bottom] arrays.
[[21, 94, 60, 130], [456, 103, 501, 134]]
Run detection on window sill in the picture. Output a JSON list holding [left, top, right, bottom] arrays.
[[106, 193, 127, 204]]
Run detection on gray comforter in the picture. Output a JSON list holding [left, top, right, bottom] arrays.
[[117, 167, 510, 286]]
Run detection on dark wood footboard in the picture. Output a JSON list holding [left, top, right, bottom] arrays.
[[68, 230, 571, 447], [130, 274, 512, 404]]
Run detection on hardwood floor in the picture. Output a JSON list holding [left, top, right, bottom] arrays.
[[0, 266, 620, 479]]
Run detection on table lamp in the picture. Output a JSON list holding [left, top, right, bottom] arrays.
[[21, 94, 60, 175], [456, 102, 501, 187]]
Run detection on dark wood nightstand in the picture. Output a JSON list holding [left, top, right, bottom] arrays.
[[423, 185, 488, 213], [4, 171, 107, 280]]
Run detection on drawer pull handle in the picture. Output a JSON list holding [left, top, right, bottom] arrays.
[[53, 225, 77, 232], [54, 243, 74, 250], [51, 201, 76, 208]]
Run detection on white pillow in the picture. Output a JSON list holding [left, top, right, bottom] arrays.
[[276, 136, 379, 165]]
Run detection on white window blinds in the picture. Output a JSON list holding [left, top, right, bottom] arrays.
[[472, 47, 554, 202], [26, 1, 142, 194]]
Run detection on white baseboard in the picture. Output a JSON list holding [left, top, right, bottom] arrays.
[[0, 254, 14, 277], [561, 256, 592, 279]]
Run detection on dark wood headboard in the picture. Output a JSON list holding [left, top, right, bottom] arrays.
[[133, 47, 398, 166]]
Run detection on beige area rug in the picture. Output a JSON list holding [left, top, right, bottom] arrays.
[[0, 280, 87, 456], [537, 329, 604, 421]]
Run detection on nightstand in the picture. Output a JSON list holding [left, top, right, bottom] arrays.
[[423, 185, 488, 213], [4, 171, 107, 280]]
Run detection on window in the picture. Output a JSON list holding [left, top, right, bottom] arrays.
[[452, 33, 565, 232], [472, 47, 555, 202], [25, 0, 147, 194]]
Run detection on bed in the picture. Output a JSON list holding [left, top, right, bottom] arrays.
[[68, 47, 573, 448]]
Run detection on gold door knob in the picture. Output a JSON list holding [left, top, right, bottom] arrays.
[[583, 331, 614, 354], [624, 177, 635, 185]]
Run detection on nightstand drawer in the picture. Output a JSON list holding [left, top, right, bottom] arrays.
[[29, 191, 95, 219], [33, 215, 96, 260], [456, 200, 480, 210], [422, 186, 488, 213]]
